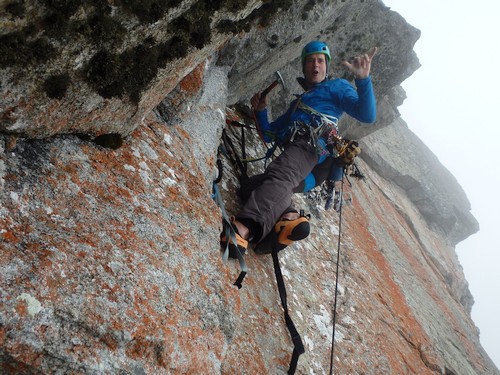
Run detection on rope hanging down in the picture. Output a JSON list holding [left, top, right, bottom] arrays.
[[329, 174, 345, 375]]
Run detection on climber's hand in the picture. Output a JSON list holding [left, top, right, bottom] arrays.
[[251, 92, 268, 112], [342, 47, 378, 79]]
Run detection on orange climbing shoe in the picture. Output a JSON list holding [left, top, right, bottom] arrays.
[[220, 219, 248, 259], [254, 210, 310, 255]]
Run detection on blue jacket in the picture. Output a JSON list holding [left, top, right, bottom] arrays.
[[255, 76, 376, 191], [255, 76, 376, 143]]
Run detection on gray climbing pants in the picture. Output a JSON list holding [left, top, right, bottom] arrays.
[[237, 138, 318, 243]]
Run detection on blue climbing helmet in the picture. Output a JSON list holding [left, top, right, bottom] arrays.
[[301, 41, 331, 65]]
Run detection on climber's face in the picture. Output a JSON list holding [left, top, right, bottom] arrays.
[[304, 53, 327, 87]]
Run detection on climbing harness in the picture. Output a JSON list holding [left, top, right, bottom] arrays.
[[286, 99, 339, 157], [226, 118, 279, 168], [289, 98, 361, 167]]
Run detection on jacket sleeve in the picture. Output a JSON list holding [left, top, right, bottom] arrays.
[[254, 109, 273, 143], [254, 104, 296, 143], [340, 76, 376, 124]]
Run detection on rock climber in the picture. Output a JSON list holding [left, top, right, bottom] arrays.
[[221, 40, 377, 256]]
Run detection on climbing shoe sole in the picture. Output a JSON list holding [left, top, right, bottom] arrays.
[[254, 214, 310, 255]]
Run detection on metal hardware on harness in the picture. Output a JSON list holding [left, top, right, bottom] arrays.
[[289, 119, 346, 157], [289, 121, 308, 143]]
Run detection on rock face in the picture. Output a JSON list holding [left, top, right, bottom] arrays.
[[361, 119, 479, 247], [0, 0, 495, 374]]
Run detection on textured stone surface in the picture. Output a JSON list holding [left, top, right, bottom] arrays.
[[0, 0, 496, 374], [1, 107, 494, 372], [0, 0, 262, 137], [0, 0, 418, 139], [216, 118, 494, 374], [361, 118, 479, 246], [1, 62, 231, 373]]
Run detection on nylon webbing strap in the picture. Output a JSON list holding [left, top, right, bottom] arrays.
[[222, 218, 247, 289], [271, 246, 305, 374], [297, 100, 339, 125], [212, 177, 247, 288]]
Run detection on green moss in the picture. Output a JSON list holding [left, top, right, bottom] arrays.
[[170, 3, 212, 49], [82, 0, 215, 101], [43, 73, 70, 99], [82, 0, 223, 102], [218, 0, 252, 13], [74, 12, 126, 47], [41, 0, 83, 16], [37, 0, 84, 38], [5, 1, 26, 18], [205, 0, 223, 11], [171, 16, 190, 33], [190, 18, 211, 49], [42, 10, 70, 37], [84, 50, 125, 98], [157, 36, 189, 64], [2, 0, 294, 101], [216, 19, 239, 34], [37, 0, 119, 42], [119, 0, 183, 23], [127, 44, 161, 103], [84, 35, 191, 103], [0, 31, 55, 68]]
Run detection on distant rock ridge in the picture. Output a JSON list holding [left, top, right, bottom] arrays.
[[0, 0, 495, 373], [360, 118, 479, 246]]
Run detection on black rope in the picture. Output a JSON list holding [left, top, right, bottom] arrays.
[[329, 175, 345, 375]]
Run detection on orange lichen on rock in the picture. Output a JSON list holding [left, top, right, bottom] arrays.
[[179, 61, 205, 95]]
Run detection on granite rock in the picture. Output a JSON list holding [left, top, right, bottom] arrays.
[[0, 0, 494, 374]]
